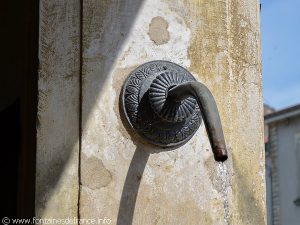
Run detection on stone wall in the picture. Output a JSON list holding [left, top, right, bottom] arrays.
[[37, 0, 80, 218], [37, 0, 266, 224]]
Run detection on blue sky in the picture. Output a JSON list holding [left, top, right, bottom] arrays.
[[261, 0, 300, 109]]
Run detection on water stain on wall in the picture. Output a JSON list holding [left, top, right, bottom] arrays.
[[81, 154, 112, 189], [148, 16, 170, 45]]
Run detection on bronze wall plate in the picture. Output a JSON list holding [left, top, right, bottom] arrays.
[[121, 60, 202, 147]]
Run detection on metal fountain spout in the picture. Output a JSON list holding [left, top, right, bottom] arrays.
[[121, 60, 228, 162]]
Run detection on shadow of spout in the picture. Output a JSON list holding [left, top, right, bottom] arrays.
[[116, 147, 150, 225]]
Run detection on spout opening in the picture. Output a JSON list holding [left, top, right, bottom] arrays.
[[213, 147, 228, 162], [215, 154, 228, 162]]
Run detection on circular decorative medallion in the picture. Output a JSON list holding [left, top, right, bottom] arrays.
[[121, 60, 202, 147]]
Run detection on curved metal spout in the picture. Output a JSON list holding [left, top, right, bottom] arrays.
[[168, 81, 228, 162]]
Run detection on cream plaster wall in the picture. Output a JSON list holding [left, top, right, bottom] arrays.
[[37, 0, 266, 224]]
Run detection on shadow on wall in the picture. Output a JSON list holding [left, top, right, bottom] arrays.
[[116, 147, 150, 225], [114, 109, 187, 225], [37, 0, 146, 217]]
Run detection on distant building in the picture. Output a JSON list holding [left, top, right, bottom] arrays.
[[264, 104, 276, 116], [264, 104, 276, 143], [265, 104, 300, 225]]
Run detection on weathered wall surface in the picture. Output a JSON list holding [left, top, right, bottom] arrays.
[[36, 0, 80, 218], [37, 0, 266, 224], [80, 0, 265, 225]]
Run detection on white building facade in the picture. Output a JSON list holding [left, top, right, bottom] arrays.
[[265, 104, 300, 225]]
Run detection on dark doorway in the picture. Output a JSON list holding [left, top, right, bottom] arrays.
[[0, 0, 38, 218]]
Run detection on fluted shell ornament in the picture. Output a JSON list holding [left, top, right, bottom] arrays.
[[121, 60, 202, 147], [149, 71, 197, 122]]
